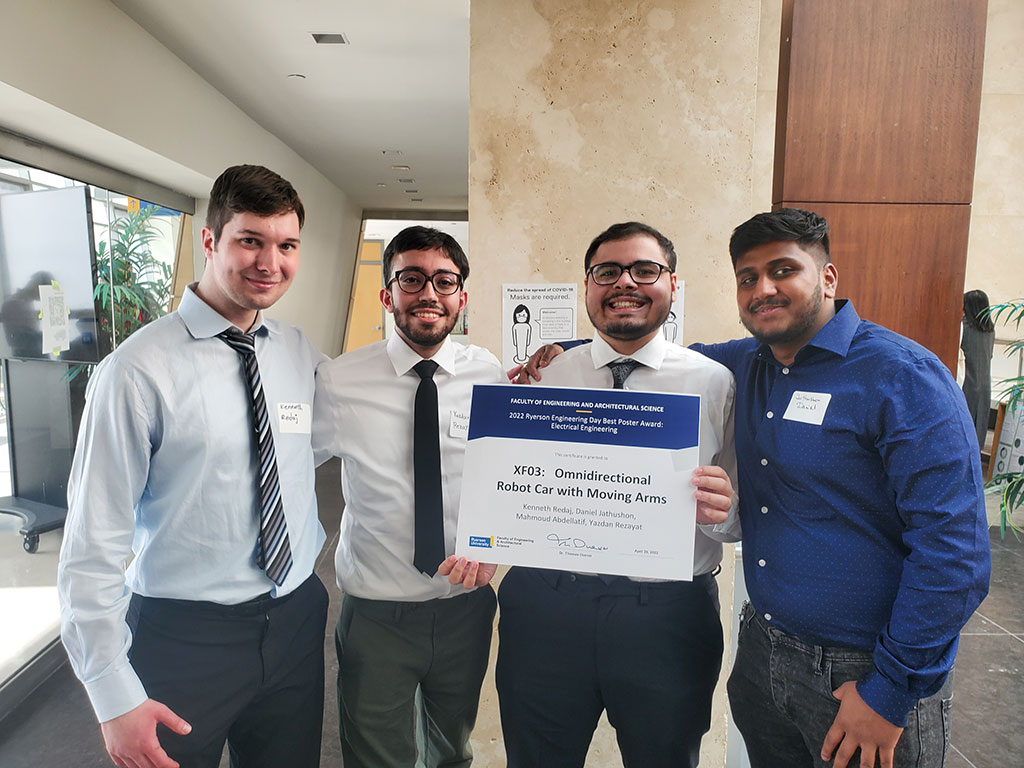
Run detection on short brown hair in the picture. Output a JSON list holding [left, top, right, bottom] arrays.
[[206, 165, 305, 243]]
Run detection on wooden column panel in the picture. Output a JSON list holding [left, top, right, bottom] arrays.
[[778, 202, 970, 371], [775, 0, 987, 205], [773, 0, 987, 370]]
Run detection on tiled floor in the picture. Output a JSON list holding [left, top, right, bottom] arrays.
[[0, 461, 1021, 767]]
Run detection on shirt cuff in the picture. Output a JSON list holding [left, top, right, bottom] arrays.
[[856, 669, 919, 727], [85, 663, 149, 723]]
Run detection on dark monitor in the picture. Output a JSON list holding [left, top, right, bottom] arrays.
[[3, 358, 86, 509], [0, 186, 109, 364]]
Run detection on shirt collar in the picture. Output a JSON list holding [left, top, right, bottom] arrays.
[[387, 332, 457, 377], [755, 298, 859, 362], [589, 332, 669, 372], [178, 284, 273, 340]]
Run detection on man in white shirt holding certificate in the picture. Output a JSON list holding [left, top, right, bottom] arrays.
[[312, 226, 504, 768], [496, 222, 739, 768]]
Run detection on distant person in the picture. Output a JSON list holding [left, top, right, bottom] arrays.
[[59, 165, 328, 768], [962, 289, 995, 450]]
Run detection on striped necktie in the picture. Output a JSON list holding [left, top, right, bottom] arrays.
[[218, 327, 293, 586]]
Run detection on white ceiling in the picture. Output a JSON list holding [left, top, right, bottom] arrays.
[[110, 0, 470, 212]]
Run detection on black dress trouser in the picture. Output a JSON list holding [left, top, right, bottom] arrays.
[[496, 567, 723, 768], [126, 574, 329, 768]]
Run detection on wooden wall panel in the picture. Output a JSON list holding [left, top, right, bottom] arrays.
[[779, 202, 970, 370], [774, 0, 987, 371], [774, 0, 987, 205]]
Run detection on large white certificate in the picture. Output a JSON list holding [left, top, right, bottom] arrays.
[[455, 384, 700, 580]]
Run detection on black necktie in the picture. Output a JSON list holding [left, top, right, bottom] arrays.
[[413, 359, 446, 575], [217, 327, 293, 586], [609, 359, 643, 389]]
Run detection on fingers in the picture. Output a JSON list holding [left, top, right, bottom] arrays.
[[879, 745, 897, 768], [506, 365, 524, 381], [153, 702, 191, 737], [441, 557, 496, 588], [820, 724, 844, 765], [437, 554, 458, 577]]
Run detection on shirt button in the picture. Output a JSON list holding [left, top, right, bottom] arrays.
[[766, 411, 774, 419], [760, 506, 768, 514], [758, 559, 766, 567], [760, 458, 768, 466], [782, 367, 790, 374], [764, 613, 772, 621]]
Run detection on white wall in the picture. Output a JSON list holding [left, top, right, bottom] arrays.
[[0, 0, 362, 354]]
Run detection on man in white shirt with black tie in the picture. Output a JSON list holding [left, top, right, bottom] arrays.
[[496, 222, 739, 768], [313, 226, 503, 768]]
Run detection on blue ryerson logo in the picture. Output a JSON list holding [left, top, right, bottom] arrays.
[[468, 536, 494, 548]]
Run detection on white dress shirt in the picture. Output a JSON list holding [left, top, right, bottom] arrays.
[[538, 333, 740, 577], [313, 333, 506, 602], [58, 286, 326, 722]]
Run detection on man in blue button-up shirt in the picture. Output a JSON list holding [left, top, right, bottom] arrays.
[[693, 209, 990, 768]]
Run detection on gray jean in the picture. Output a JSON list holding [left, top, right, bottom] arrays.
[[727, 601, 953, 768]]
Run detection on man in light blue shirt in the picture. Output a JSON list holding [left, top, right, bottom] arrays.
[[58, 165, 328, 768]]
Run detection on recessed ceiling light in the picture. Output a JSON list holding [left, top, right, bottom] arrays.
[[382, 150, 403, 157], [411, 198, 423, 203], [375, 183, 386, 187], [287, 73, 306, 79], [312, 32, 349, 45], [391, 165, 410, 171], [398, 178, 415, 183], [405, 189, 418, 194]]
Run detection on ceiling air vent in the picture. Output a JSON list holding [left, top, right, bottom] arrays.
[[312, 33, 349, 45]]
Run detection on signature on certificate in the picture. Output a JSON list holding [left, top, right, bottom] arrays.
[[547, 533, 609, 551]]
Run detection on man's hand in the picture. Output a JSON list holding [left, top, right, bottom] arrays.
[[822, 682, 904, 768], [438, 555, 497, 589], [100, 698, 192, 768], [513, 344, 565, 384], [692, 465, 734, 525]]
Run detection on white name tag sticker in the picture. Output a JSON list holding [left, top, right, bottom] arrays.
[[783, 391, 832, 425], [450, 409, 470, 438], [277, 403, 311, 434]]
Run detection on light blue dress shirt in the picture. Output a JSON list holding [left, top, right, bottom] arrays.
[[58, 286, 326, 723]]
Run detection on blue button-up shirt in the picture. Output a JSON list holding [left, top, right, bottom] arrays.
[[693, 300, 990, 725]]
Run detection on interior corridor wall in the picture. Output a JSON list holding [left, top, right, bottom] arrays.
[[0, 0, 361, 354], [468, 1, 760, 763]]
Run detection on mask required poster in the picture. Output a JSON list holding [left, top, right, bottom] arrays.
[[455, 384, 701, 580]]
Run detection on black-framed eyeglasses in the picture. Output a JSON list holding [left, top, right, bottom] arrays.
[[586, 261, 671, 285], [388, 268, 464, 295]]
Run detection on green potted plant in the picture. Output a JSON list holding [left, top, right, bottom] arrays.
[[985, 298, 1024, 540], [94, 205, 173, 347]]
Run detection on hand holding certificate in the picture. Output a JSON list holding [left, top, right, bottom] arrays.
[[455, 384, 703, 580]]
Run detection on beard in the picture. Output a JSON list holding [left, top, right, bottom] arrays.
[[740, 280, 824, 347], [394, 302, 460, 348]]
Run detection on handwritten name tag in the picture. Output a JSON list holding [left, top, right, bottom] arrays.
[[277, 402, 311, 434], [782, 391, 831, 426], [450, 409, 470, 438]]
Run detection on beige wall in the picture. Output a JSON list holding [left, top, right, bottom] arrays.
[[469, 1, 760, 762], [966, 0, 1024, 315], [0, 0, 362, 354]]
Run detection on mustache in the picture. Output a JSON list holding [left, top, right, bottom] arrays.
[[748, 297, 789, 313], [410, 302, 447, 315], [603, 292, 649, 305]]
